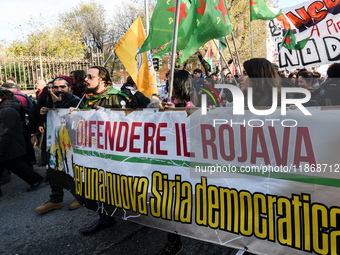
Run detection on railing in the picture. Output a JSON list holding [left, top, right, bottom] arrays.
[[0, 51, 104, 90]]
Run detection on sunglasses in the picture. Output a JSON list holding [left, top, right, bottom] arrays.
[[85, 74, 99, 79]]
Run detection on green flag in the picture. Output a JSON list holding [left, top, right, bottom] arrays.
[[203, 44, 212, 71], [178, 0, 233, 64], [138, 0, 192, 55], [154, 0, 196, 58], [250, 0, 282, 21], [279, 27, 310, 51]]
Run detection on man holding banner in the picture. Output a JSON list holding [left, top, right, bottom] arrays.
[[78, 66, 129, 236], [35, 75, 82, 214], [82, 66, 129, 109]]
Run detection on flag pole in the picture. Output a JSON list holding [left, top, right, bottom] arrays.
[[224, 36, 237, 75], [167, 0, 180, 103], [230, 32, 243, 75], [213, 40, 238, 85], [103, 50, 114, 66], [250, 0, 253, 58], [219, 40, 223, 74]]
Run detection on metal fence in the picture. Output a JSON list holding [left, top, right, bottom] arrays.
[[0, 51, 104, 90]]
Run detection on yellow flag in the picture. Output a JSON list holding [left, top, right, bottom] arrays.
[[114, 16, 158, 98]]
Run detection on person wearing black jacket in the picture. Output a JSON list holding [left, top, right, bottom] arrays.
[[0, 89, 43, 196], [320, 63, 340, 105], [34, 75, 83, 213], [121, 76, 150, 108]]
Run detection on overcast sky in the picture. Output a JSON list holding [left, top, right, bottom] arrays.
[[0, 0, 120, 43], [0, 0, 307, 43]]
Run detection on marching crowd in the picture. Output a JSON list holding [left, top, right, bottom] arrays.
[[0, 59, 340, 255]]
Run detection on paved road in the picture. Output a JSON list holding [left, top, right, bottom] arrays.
[[0, 163, 237, 255]]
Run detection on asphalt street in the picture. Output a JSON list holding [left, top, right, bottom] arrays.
[[0, 160, 237, 255]]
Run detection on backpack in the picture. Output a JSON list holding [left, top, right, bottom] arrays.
[[14, 93, 39, 134]]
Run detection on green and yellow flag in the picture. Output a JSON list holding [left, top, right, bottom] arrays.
[[115, 16, 158, 98], [250, 0, 281, 21]]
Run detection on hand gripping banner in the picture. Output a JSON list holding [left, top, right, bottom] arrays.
[[47, 107, 340, 254]]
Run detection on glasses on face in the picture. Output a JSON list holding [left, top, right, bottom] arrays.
[[85, 74, 99, 79]]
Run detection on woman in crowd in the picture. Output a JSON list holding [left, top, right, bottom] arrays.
[[297, 71, 331, 106], [158, 70, 196, 255], [0, 89, 43, 196], [288, 72, 297, 86], [70, 70, 86, 98], [239, 58, 280, 106], [164, 69, 197, 108]]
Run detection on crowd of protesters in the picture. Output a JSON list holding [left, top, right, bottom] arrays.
[[0, 60, 340, 255], [189, 62, 340, 109]]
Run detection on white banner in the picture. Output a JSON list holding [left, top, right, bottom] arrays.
[[268, 0, 340, 70], [47, 107, 340, 255]]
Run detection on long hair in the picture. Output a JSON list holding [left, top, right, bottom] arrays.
[[71, 70, 86, 86], [90, 66, 112, 87], [172, 70, 194, 107], [243, 58, 280, 104]]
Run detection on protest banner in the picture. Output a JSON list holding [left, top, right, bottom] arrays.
[[268, 0, 340, 70], [47, 107, 340, 254]]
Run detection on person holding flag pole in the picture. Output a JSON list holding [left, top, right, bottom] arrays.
[[166, 0, 181, 105], [154, 3, 185, 255]]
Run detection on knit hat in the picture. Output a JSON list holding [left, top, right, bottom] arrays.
[[54, 75, 73, 86]]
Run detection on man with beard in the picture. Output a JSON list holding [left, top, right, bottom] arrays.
[[78, 66, 129, 236], [83, 66, 128, 109], [35, 75, 83, 214]]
